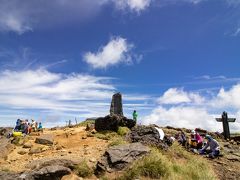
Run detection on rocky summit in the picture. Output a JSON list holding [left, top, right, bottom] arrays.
[[0, 123, 239, 180]]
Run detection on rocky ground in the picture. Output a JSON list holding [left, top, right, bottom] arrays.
[[0, 124, 239, 180]]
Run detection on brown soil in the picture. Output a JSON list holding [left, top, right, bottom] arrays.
[[0, 126, 108, 176]]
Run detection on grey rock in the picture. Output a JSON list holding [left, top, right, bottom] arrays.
[[127, 125, 169, 149], [110, 93, 123, 116], [35, 134, 54, 145], [96, 142, 150, 173], [27, 158, 78, 170], [95, 115, 136, 132], [27, 165, 71, 180]]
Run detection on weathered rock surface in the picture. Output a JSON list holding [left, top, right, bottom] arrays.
[[0, 171, 20, 180], [95, 115, 136, 132], [0, 138, 14, 159], [29, 146, 43, 154], [226, 155, 240, 161], [18, 149, 28, 155], [35, 134, 54, 145], [96, 142, 150, 174], [23, 142, 33, 148], [110, 93, 123, 116], [26, 165, 71, 180], [26, 158, 78, 170], [127, 125, 169, 149], [0, 127, 12, 136]]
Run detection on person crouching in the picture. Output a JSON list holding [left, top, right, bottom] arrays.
[[199, 135, 220, 158]]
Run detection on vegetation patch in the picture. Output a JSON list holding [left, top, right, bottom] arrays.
[[117, 127, 130, 136], [108, 137, 128, 147], [73, 160, 93, 178], [94, 131, 119, 140], [118, 143, 217, 180], [78, 119, 95, 127]]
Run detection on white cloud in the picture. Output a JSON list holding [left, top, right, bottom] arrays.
[[0, 68, 151, 127], [158, 88, 205, 105], [113, 0, 152, 12], [143, 84, 240, 132], [211, 84, 240, 109], [0, 0, 152, 34], [142, 106, 221, 131], [83, 37, 139, 69]]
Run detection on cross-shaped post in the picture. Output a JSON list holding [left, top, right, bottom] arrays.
[[216, 111, 236, 140]]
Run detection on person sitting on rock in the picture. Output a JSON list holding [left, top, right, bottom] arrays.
[[133, 110, 138, 122], [199, 135, 220, 158], [189, 130, 203, 149]]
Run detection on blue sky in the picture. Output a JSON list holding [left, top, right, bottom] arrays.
[[0, 0, 240, 132]]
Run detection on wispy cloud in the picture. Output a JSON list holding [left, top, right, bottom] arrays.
[[232, 27, 240, 36], [112, 0, 152, 13], [0, 0, 153, 34], [83, 36, 141, 69], [0, 68, 152, 127]]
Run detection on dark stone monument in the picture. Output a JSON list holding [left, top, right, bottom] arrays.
[[95, 93, 136, 132], [216, 111, 236, 140], [110, 92, 123, 116]]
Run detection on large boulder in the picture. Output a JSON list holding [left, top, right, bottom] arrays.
[[26, 158, 78, 170], [35, 134, 54, 145], [26, 165, 71, 180], [127, 125, 169, 150], [95, 115, 136, 132], [96, 142, 150, 174]]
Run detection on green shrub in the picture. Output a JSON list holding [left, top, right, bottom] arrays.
[[108, 137, 128, 147], [117, 127, 130, 136], [74, 160, 93, 178], [119, 149, 170, 180], [119, 144, 217, 180]]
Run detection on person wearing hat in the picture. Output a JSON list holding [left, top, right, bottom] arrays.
[[189, 129, 203, 149], [200, 135, 220, 158]]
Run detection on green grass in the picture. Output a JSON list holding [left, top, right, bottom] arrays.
[[78, 119, 95, 127], [118, 143, 217, 180], [117, 127, 130, 136], [108, 137, 128, 147], [73, 160, 93, 178], [94, 131, 119, 140]]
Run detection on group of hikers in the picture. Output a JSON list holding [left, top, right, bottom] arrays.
[[132, 110, 220, 159], [13, 119, 43, 135], [175, 129, 220, 158]]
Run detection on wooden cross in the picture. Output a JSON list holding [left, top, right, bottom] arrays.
[[216, 111, 236, 140]]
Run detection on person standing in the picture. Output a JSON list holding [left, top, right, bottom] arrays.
[[133, 110, 138, 122]]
